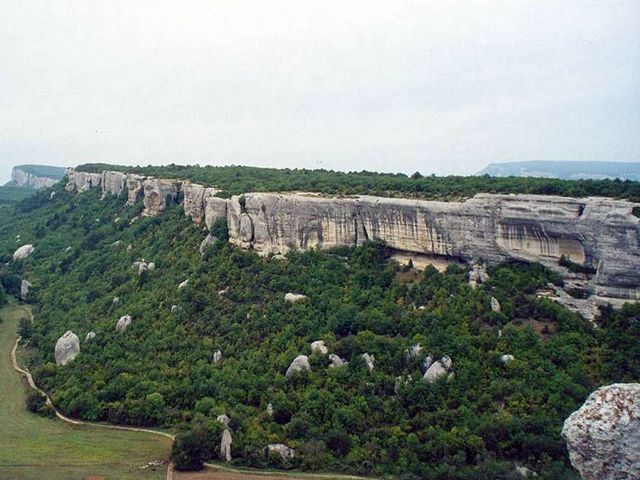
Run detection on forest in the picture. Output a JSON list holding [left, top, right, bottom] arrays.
[[0, 173, 638, 480], [77, 163, 640, 202]]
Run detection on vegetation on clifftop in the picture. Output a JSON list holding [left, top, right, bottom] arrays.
[[76, 163, 640, 202], [0, 171, 638, 479]]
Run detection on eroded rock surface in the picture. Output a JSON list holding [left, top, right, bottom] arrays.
[[55, 331, 80, 366], [562, 383, 640, 480]]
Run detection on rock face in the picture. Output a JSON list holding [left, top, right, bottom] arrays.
[[101, 171, 127, 197], [142, 178, 179, 216], [221, 429, 232, 462], [11, 166, 61, 189], [116, 315, 132, 333], [311, 340, 328, 355], [562, 383, 640, 480], [13, 244, 34, 261], [55, 331, 80, 365], [226, 192, 640, 306], [286, 355, 310, 377], [20, 280, 32, 301], [63, 168, 640, 307]]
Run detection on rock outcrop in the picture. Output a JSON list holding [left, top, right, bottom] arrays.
[[63, 168, 640, 308], [286, 355, 310, 377], [13, 244, 34, 261], [11, 166, 62, 189], [116, 315, 132, 333], [221, 429, 232, 462], [199, 234, 215, 255], [562, 383, 640, 480], [55, 331, 80, 365], [101, 171, 127, 197]]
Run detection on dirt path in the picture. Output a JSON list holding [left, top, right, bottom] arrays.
[[11, 305, 377, 480], [10, 305, 176, 479]]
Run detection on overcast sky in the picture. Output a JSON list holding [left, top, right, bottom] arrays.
[[1, 1, 639, 183]]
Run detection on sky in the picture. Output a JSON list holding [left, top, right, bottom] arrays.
[[1, 1, 639, 183]]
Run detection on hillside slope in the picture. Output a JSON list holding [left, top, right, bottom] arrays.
[[0, 173, 638, 479]]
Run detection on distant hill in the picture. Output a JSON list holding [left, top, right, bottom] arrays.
[[477, 161, 640, 181], [7, 164, 66, 190]]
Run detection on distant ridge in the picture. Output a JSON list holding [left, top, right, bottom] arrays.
[[477, 161, 640, 181]]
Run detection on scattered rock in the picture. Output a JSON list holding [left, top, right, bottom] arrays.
[[13, 244, 34, 261], [218, 287, 229, 296], [311, 340, 328, 355], [112, 296, 120, 304], [213, 350, 222, 363], [328, 354, 348, 368], [286, 355, 311, 378], [127, 244, 133, 252], [491, 296, 501, 313], [266, 403, 274, 415], [116, 315, 132, 333], [404, 343, 423, 361], [55, 331, 80, 366], [85, 331, 96, 342], [424, 356, 454, 384], [178, 279, 189, 290], [266, 444, 295, 460], [216, 414, 230, 426], [221, 429, 232, 462], [65, 246, 72, 252], [562, 383, 640, 480], [501, 354, 515, 364], [423, 354, 434, 371], [468, 263, 489, 289], [20, 280, 32, 301], [284, 292, 307, 303], [361, 353, 375, 372], [171, 305, 179, 313]]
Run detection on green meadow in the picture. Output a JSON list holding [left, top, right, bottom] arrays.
[[0, 304, 171, 480]]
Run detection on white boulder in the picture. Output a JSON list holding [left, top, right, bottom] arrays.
[[284, 292, 307, 303], [213, 350, 222, 363], [13, 244, 34, 261], [20, 280, 32, 301], [85, 331, 96, 342], [285, 355, 311, 378], [362, 353, 375, 372], [216, 414, 230, 426], [116, 315, 132, 333], [562, 383, 640, 480], [55, 331, 80, 366], [328, 354, 348, 368], [404, 343, 423, 361], [424, 356, 454, 384], [501, 354, 515, 364], [310, 340, 328, 355], [491, 296, 501, 313], [267, 443, 295, 460], [221, 429, 232, 462], [178, 279, 189, 290]]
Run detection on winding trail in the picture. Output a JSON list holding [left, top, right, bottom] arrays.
[[11, 305, 376, 480]]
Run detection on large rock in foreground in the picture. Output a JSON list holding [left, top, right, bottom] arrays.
[[562, 383, 640, 480], [55, 331, 80, 366]]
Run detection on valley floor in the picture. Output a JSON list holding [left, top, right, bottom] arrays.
[[0, 304, 172, 480]]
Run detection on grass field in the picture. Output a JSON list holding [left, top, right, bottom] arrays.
[[0, 304, 172, 480]]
